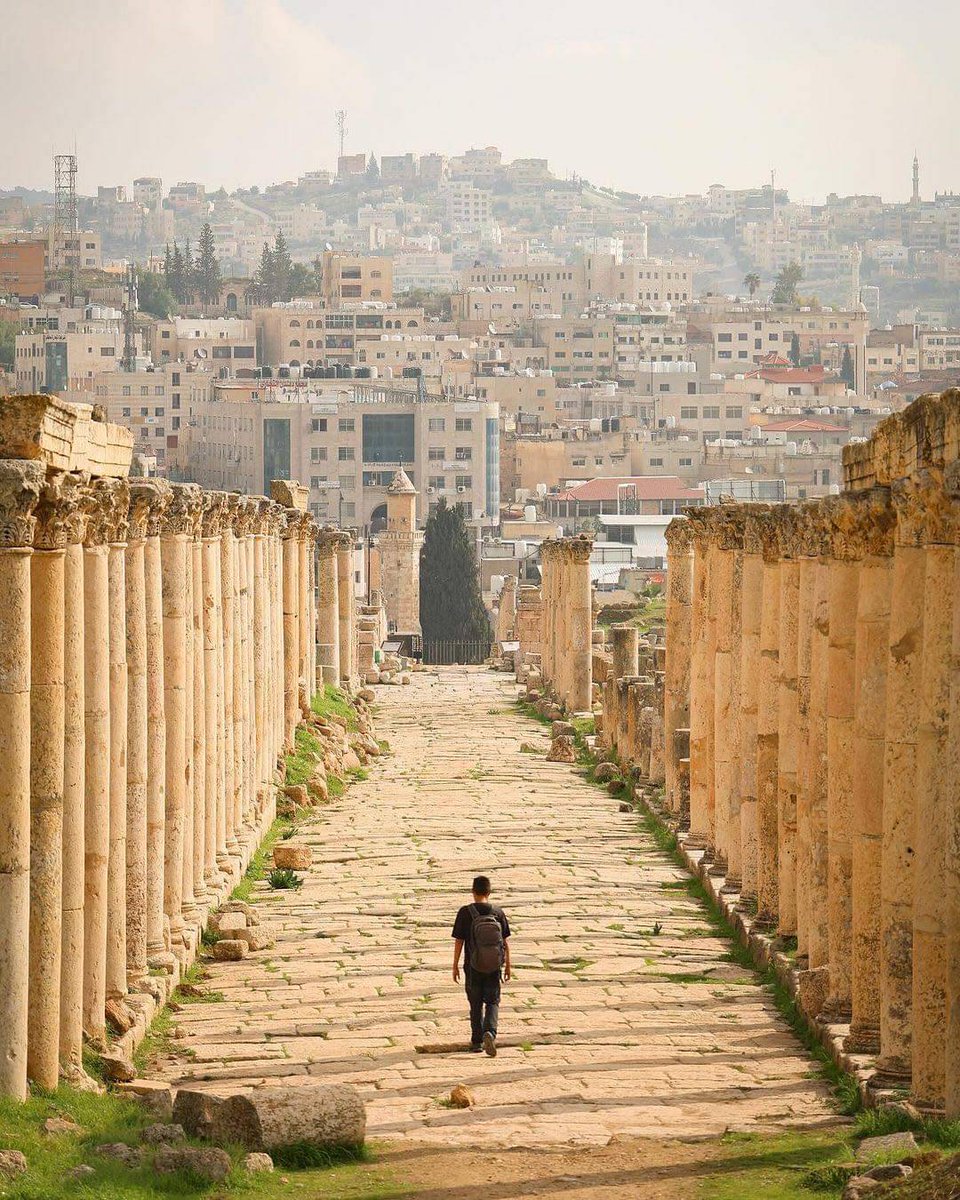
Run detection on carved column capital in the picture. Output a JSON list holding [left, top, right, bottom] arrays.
[[892, 472, 960, 547], [199, 491, 228, 539], [159, 482, 203, 538], [564, 534, 594, 564], [0, 459, 44, 549], [664, 518, 693, 555], [82, 477, 130, 546], [33, 470, 86, 551], [128, 479, 172, 543]]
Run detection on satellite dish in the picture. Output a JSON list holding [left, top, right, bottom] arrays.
[[324, 242, 333, 252], [194, 347, 208, 359], [488, 323, 496, 335]]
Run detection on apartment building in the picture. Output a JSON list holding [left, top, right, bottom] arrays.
[[451, 282, 563, 326], [0, 240, 46, 299], [183, 380, 500, 530], [147, 316, 257, 370], [448, 146, 502, 181], [380, 153, 418, 185], [530, 316, 615, 380], [91, 362, 212, 473], [15, 306, 126, 392], [444, 181, 492, 230], [318, 251, 392, 305], [256, 302, 428, 369], [472, 371, 559, 421]]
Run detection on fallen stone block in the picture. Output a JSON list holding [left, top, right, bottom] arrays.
[[175, 1084, 365, 1152], [100, 1051, 136, 1083], [243, 1152, 274, 1173], [551, 720, 576, 739], [449, 1085, 474, 1109], [154, 1146, 231, 1183], [211, 911, 246, 934], [94, 1142, 142, 1167], [593, 761, 621, 783], [105, 997, 135, 1035], [140, 1123, 185, 1146], [210, 938, 248, 962], [235, 926, 275, 952], [43, 1116, 83, 1136], [855, 1132, 918, 1162], [546, 735, 577, 763], [283, 783, 310, 808], [0, 1152, 27, 1178], [273, 844, 311, 871], [115, 1079, 174, 1122]]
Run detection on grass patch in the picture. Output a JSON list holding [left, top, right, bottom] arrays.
[[853, 1105, 960, 1148], [700, 1130, 853, 1199], [311, 683, 359, 731], [286, 724, 324, 787], [271, 1141, 367, 1170]]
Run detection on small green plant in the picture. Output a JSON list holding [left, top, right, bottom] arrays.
[[268, 867, 303, 890], [651, 921, 664, 936], [199, 926, 221, 947]]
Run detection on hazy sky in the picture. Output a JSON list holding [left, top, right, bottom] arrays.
[[6, 0, 959, 202]]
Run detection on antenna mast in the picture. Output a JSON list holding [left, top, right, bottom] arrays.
[[53, 153, 78, 305], [122, 263, 139, 371], [336, 110, 347, 159]]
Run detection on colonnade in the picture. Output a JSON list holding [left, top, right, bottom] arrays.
[[0, 396, 357, 1101], [537, 536, 594, 713], [660, 389, 960, 1115], [598, 624, 665, 784]]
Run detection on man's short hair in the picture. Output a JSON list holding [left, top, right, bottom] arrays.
[[472, 875, 491, 896]]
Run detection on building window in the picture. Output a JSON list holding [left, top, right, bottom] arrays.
[[338, 446, 355, 461], [455, 417, 472, 432], [725, 406, 743, 419], [680, 406, 698, 419], [702, 406, 720, 419], [122, 407, 131, 418], [679, 457, 692, 467], [338, 418, 355, 432], [338, 474, 356, 491], [428, 417, 446, 433], [455, 475, 472, 490], [455, 446, 472, 461], [649, 457, 664, 467], [311, 418, 327, 432], [428, 475, 444, 491], [428, 446, 445, 460]]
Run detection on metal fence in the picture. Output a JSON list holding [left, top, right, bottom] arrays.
[[422, 639, 492, 666]]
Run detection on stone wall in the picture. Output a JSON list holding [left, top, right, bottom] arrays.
[[657, 387, 960, 1116], [0, 396, 357, 1101]]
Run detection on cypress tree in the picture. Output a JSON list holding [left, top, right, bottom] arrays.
[[419, 499, 489, 648], [273, 230, 292, 301], [194, 222, 222, 306], [841, 345, 855, 387]]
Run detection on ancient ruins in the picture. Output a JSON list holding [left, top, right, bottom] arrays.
[[0, 395, 357, 1102], [519, 387, 960, 1118]]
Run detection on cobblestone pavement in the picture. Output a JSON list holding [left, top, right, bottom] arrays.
[[161, 667, 836, 1148]]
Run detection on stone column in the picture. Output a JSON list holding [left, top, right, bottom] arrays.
[[28, 473, 73, 1089], [948, 513, 960, 1118], [610, 624, 639, 760], [125, 483, 164, 989], [201, 495, 225, 885], [711, 516, 737, 876], [687, 519, 712, 849], [911, 486, 957, 1110], [776, 524, 800, 934], [566, 537, 593, 713], [190, 505, 207, 907], [220, 504, 237, 863], [845, 492, 895, 1054], [737, 513, 764, 903], [795, 546, 817, 963], [317, 530, 341, 687], [60, 489, 87, 1069], [252, 503, 268, 791], [106, 482, 130, 1004], [755, 528, 781, 929], [282, 511, 301, 747], [233, 502, 250, 841], [0, 460, 42, 1099], [180, 510, 196, 929], [663, 526, 693, 802], [724, 518, 745, 890], [823, 498, 861, 1023], [873, 486, 925, 1086], [337, 534, 355, 687], [142, 483, 170, 966], [298, 519, 311, 710], [81, 479, 120, 1042], [244, 519, 257, 831], [806, 550, 832, 976], [160, 484, 199, 954]]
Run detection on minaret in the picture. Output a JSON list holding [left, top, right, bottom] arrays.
[[850, 242, 862, 309], [912, 153, 920, 205], [378, 468, 423, 634]]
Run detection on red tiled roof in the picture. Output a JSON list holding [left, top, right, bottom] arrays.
[[745, 365, 829, 384], [553, 476, 704, 502], [756, 351, 792, 367], [759, 417, 848, 434]]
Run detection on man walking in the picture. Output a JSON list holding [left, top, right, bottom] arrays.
[[452, 875, 511, 1056]]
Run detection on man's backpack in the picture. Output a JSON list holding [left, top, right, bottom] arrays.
[[468, 905, 504, 974]]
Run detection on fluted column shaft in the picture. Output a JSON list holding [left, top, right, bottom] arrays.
[[220, 518, 237, 858], [712, 542, 735, 874], [738, 541, 763, 902], [664, 524, 692, 815], [688, 533, 712, 848], [282, 515, 300, 747], [317, 534, 341, 687], [337, 537, 355, 686], [776, 558, 799, 933], [806, 556, 831, 971], [0, 461, 41, 1099], [755, 550, 781, 927], [795, 556, 817, 961], [143, 500, 168, 964]]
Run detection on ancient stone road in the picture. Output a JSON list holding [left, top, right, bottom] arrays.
[[162, 668, 836, 1148]]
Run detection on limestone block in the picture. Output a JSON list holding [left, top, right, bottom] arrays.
[[178, 1084, 366, 1152], [358, 687, 376, 702], [154, 1146, 231, 1182], [0, 1151, 27, 1178], [449, 1085, 474, 1108], [796, 965, 830, 1020], [235, 926, 275, 952], [105, 998, 136, 1035], [551, 721, 576, 739], [273, 844, 311, 870], [95, 1143, 142, 1167], [211, 939, 248, 962], [100, 1051, 136, 1082], [116, 1080, 174, 1122], [211, 912, 247, 934], [282, 783, 310, 808], [855, 1133, 918, 1162], [140, 1123, 185, 1145], [243, 1152, 274, 1173], [400, 674, 411, 685], [546, 735, 577, 764]]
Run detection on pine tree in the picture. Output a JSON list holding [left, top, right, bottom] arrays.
[[251, 242, 274, 303], [194, 222, 222, 306], [840, 345, 855, 388], [169, 242, 187, 303], [419, 499, 490, 655], [163, 243, 173, 280], [272, 230, 292, 301], [789, 331, 801, 367], [366, 153, 380, 184]]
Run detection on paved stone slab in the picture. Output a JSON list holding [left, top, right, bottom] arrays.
[[160, 668, 835, 1147]]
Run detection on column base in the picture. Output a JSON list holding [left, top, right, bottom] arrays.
[[719, 876, 742, 895], [60, 1062, 102, 1093], [843, 1024, 880, 1055], [870, 1057, 912, 1089], [148, 950, 177, 974], [817, 996, 852, 1026], [752, 908, 778, 932], [707, 854, 728, 878], [682, 833, 710, 851]]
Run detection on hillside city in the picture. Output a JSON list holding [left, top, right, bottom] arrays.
[[2, 143, 958, 611]]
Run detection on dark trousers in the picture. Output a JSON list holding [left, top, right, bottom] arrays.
[[465, 967, 501, 1045]]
